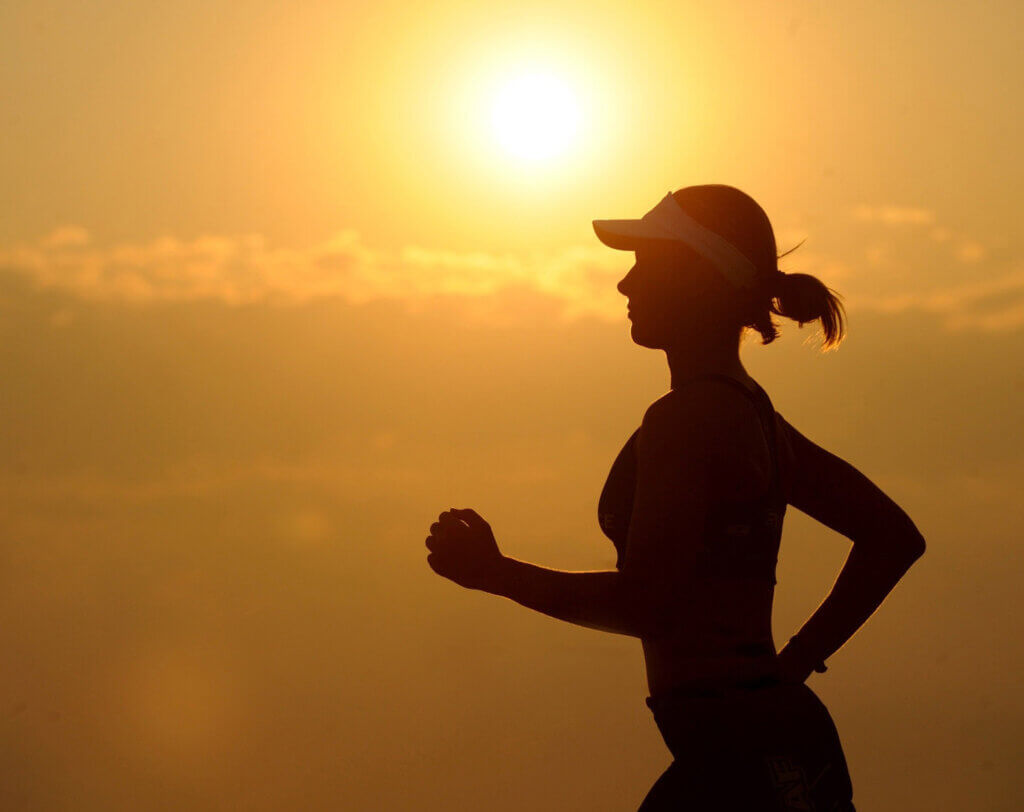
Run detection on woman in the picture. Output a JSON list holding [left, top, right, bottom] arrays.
[[424, 185, 926, 810]]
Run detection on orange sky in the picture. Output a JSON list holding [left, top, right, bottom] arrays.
[[1, 2, 1022, 810]]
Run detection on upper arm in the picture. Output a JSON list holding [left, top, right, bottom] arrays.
[[778, 414, 926, 557]]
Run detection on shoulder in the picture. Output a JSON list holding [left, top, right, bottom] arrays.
[[633, 384, 761, 508], [640, 381, 760, 452]]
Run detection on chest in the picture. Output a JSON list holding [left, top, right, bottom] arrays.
[[598, 428, 783, 582]]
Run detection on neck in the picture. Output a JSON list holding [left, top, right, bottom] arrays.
[[666, 333, 748, 390]]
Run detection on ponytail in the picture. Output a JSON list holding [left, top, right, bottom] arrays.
[[772, 272, 847, 351], [745, 268, 847, 351]]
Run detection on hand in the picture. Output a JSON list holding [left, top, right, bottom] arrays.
[[425, 508, 506, 592]]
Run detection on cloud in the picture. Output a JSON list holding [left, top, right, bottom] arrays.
[[41, 225, 92, 248], [3, 214, 1020, 331], [849, 204, 990, 268], [833, 202, 1024, 328], [851, 267, 1024, 331], [0, 227, 626, 322], [955, 240, 987, 264], [852, 204, 936, 225]]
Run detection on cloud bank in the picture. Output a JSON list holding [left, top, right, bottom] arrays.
[[0, 227, 625, 321], [2, 209, 1020, 330]]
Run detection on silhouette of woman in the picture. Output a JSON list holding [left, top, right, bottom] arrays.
[[425, 185, 926, 810]]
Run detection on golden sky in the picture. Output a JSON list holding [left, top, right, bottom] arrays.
[[1, 1, 1022, 809]]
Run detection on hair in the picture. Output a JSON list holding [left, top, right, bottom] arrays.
[[671, 185, 847, 351]]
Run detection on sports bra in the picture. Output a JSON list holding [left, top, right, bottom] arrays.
[[597, 374, 786, 583]]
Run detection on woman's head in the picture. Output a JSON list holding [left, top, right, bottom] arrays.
[[611, 185, 846, 352]]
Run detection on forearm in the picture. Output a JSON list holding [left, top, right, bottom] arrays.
[[782, 535, 925, 671], [488, 556, 652, 638]]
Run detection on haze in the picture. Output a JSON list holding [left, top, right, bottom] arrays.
[[1, 1, 1021, 809]]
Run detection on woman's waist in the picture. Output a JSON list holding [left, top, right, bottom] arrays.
[[642, 641, 779, 702]]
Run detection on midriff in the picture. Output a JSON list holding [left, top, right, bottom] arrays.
[[642, 578, 777, 698]]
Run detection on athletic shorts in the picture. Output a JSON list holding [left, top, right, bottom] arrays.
[[638, 678, 855, 811]]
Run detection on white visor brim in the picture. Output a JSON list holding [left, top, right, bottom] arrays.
[[593, 193, 759, 289]]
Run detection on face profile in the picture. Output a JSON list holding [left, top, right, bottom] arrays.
[[617, 241, 731, 351]]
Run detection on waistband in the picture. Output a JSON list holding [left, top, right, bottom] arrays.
[[645, 674, 782, 713]]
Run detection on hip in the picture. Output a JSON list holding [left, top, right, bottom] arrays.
[[644, 679, 854, 809]]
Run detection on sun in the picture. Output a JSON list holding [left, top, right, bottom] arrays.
[[490, 73, 580, 162]]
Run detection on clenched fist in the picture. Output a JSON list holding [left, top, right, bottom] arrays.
[[425, 508, 507, 592]]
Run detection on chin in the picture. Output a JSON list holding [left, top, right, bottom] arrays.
[[629, 322, 666, 350]]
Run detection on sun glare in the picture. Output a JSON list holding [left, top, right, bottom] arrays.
[[491, 73, 580, 162]]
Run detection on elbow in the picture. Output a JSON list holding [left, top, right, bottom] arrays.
[[887, 528, 927, 566], [631, 610, 674, 640], [635, 604, 674, 639], [868, 512, 927, 563], [906, 533, 926, 564], [900, 515, 927, 562], [850, 526, 926, 570]]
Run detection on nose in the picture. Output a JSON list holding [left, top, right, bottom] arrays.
[[617, 264, 636, 297]]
